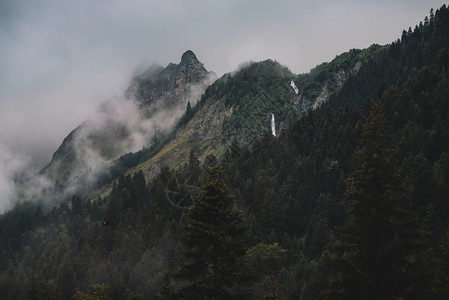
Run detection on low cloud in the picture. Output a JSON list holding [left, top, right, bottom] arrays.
[[14, 73, 215, 209], [0, 143, 30, 213]]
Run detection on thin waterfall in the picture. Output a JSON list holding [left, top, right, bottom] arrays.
[[271, 113, 276, 136], [290, 81, 299, 94]]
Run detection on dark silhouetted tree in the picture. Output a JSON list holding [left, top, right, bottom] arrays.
[[326, 105, 421, 299], [175, 167, 247, 299]]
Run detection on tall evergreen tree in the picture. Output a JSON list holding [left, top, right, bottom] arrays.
[[433, 228, 449, 298], [175, 167, 247, 299], [188, 149, 201, 183], [326, 104, 421, 299]]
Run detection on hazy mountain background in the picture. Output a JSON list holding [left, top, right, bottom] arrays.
[[0, 0, 444, 212]]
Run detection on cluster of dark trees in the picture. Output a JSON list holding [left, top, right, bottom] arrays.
[[1, 5, 449, 299]]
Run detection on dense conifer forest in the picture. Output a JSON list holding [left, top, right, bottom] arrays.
[[1, 5, 449, 299]]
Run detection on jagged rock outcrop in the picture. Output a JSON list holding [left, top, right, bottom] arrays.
[[293, 60, 362, 112], [49, 125, 80, 164], [126, 50, 216, 106]]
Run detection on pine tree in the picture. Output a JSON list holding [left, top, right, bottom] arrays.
[[188, 149, 201, 182], [175, 167, 247, 299], [433, 228, 449, 298], [327, 104, 421, 299]]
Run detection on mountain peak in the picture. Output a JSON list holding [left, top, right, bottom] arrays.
[[125, 49, 215, 106], [181, 50, 199, 65]]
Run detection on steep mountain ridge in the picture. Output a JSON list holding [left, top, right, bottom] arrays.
[[293, 46, 379, 112], [131, 97, 232, 178], [25, 51, 216, 203], [122, 52, 368, 180], [54, 53, 366, 200]]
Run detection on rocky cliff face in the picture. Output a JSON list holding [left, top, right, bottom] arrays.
[[312, 63, 361, 109], [126, 50, 216, 107], [134, 97, 232, 179], [293, 55, 363, 113]]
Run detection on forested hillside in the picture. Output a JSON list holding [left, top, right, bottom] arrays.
[[1, 5, 449, 299]]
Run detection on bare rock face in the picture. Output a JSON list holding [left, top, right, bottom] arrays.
[[126, 50, 216, 107], [293, 94, 312, 113], [138, 97, 233, 179], [293, 62, 362, 112], [312, 66, 358, 109]]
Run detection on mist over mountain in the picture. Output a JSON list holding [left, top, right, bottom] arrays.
[[0, 0, 442, 213], [1, 4, 449, 299], [12, 46, 368, 211], [12, 51, 216, 210]]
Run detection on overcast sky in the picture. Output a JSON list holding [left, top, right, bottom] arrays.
[[0, 0, 445, 176]]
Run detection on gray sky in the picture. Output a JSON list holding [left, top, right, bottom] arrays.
[[0, 0, 445, 188]]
